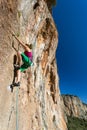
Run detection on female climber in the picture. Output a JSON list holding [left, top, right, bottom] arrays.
[[12, 33, 33, 86]]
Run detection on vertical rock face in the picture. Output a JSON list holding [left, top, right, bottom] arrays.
[[62, 95, 87, 120], [0, 0, 67, 130]]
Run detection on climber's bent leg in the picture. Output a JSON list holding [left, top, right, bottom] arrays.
[[17, 69, 21, 82], [17, 51, 22, 66], [14, 69, 21, 86]]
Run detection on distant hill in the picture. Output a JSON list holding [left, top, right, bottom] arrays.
[[61, 94, 87, 130]]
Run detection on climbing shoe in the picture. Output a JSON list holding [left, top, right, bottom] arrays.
[[13, 82, 20, 87]]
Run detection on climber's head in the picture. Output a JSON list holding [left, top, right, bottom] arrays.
[[25, 44, 33, 50]]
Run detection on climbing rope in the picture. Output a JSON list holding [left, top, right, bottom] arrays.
[[16, 87, 19, 130]]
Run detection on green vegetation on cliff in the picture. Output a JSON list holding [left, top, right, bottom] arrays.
[[67, 116, 87, 130]]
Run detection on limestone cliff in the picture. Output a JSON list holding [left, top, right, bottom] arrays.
[[62, 95, 87, 120], [0, 0, 67, 130]]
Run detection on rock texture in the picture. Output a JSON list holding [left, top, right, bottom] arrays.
[[62, 95, 87, 120], [0, 0, 67, 130]]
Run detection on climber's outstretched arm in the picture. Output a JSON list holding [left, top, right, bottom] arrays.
[[13, 34, 25, 48], [13, 34, 30, 51]]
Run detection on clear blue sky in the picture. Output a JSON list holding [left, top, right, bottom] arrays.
[[52, 0, 87, 103]]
